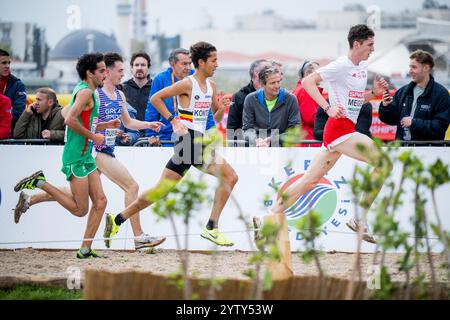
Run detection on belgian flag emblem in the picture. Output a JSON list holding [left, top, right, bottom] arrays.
[[178, 109, 193, 122]]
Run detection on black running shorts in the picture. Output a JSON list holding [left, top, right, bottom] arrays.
[[165, 129, 215, 176]]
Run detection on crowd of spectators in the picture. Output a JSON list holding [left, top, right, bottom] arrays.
[[0, 48, 449, 146]]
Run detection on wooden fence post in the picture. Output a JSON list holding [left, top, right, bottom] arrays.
[[264, 212, 293, 280]]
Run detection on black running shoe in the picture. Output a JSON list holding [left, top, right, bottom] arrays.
[[14, 170, 46, 192]]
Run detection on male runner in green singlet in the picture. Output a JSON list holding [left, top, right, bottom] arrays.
[[13, 53, 120, 258]]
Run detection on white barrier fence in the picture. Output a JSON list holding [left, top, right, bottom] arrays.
[[1, 145, 449, 252]]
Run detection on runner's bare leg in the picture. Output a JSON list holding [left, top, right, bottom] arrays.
[[333, 132, 389, 210], [199, 154, 238, 222], [96, 152, 144, 236], [120, 168, 183, 220], [269, 148, 342, 219], [28, 187, 72, 206], [39, 178, 90, 217], [80, 170, 107, 248]]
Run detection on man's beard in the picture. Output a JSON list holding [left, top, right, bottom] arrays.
[[134, 72, 147, 80]]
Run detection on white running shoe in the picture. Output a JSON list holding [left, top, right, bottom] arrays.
[[134, 233, 166, 250], [14, 191, 31, 224], [346, 217, 377, 244]]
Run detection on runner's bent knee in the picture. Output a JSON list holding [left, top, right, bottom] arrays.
[[124, 179, 139, 195], [224, 167, 239, 187], [72, 203, 89, 217], [92, 197, 107, 212]]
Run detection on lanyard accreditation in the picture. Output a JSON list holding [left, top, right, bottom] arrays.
[[171, 72, 178, 115]]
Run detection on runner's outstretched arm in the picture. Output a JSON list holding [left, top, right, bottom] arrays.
[[117, 92, 163, 131]]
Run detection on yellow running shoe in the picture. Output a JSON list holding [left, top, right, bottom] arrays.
[[104, 213, 120, 248], [76, 248, 103, 259], [201, 227, 234, 246]]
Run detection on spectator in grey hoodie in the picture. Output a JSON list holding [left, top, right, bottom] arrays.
[[242, 65, 300, 146]]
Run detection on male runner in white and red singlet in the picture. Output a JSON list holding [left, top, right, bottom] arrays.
[[104, 42, 238, 247], [254, 24, 390, 243]]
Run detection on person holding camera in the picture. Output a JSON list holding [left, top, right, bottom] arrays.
[[13, 87, 65, 142], [379, 50, 450, 141]]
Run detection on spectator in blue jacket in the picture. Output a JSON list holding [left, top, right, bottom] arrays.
[[0, 49, 26, 134], [116, 102, 142, 146], [145, 48, 215, 146]]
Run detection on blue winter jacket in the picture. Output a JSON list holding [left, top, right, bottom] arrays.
[[4, 74, 26, 131]]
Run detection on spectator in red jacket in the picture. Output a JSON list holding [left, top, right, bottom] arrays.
[[292, 60, 322, 147], [0, 93, 12, 139], [0, 49, 26, 134]]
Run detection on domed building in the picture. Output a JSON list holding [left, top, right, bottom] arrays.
[[46, 29, 122, 93], [49, 29, 122, 60]]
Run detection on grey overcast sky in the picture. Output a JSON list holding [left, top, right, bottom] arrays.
[[0, 0, 425, 48]]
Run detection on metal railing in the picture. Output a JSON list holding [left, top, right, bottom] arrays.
[[132, 137, 175, 147], [0, 139, 63, 145], [1, 138, 449, 147], [389, 140, 450, 147], [225, 139, 324, 147], [132, 138, 325, 147]]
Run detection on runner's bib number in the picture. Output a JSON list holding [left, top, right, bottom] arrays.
[[105, 128, 117, 146]]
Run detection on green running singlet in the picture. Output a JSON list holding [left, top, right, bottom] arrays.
[[61, 81, 99, 180]]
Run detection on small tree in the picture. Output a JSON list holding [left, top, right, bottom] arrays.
[[350, 142, 449, 300], [149, 174, 210, 299], [296, 210, 326, 298], [347, 138, 392, 299], [424, 159, 450, 281]]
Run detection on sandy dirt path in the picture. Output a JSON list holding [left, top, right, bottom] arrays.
[[0, 249, 447, 286]]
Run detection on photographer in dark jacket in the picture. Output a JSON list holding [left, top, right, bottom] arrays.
[[379, 50, 450, 141], [314, 102, 372, 140]]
